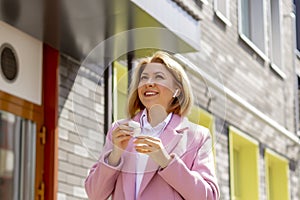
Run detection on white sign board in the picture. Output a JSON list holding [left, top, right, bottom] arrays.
[[0, 21, 43, 105]]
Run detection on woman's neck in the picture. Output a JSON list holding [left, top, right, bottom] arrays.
[[147, 105, 168, 127]]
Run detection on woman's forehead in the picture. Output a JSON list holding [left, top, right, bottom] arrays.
[[141, 63, 170, 73]]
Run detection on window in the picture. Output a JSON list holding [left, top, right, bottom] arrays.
[[113, 61, 128, 120], [297, 75, 300, 134], [270, 0, 285, 78], [295, 0, 300, 53], [270, 0, 282, 66], [229, 126, 260, 200], [239, 0, 267, 60], [0, 110, 36, 200], [188, 106, 215, 156], [188, 106, 214, 134], [214, 0, 231, 26], [265, 149, 290, 200]]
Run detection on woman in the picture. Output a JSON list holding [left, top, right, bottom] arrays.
[[85, 51, 220, 200]]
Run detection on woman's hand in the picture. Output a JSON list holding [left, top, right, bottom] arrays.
[[134, 136, 172, 168], [108, 123, 133, 166]]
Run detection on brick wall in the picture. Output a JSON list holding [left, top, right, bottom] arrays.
[[58, 55, 105, 200]]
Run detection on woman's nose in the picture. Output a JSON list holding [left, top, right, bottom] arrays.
[[146, 78, 155, 87]]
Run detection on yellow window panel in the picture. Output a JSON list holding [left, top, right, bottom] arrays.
[[265, 149, 290, 200], [113, 61, 128, 120], [114, 61, 128, 94], [229, 126, 260, 200], [233, 148, 241, 199], [188, 106, 214, 134], [188, 106, 216, 161]]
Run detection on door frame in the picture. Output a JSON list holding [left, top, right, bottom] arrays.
[[0, 43, 59, 200], [0, 91, 44, 199]]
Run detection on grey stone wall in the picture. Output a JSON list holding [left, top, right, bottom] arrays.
[[58, 55, 105, 200]]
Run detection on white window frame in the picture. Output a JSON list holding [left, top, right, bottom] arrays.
[[269, 0, 286, 79], [238, 0, 268, 61], [214, 0, 232, 26], [297, 74, 300, 135], [294, 0, 300, 55]]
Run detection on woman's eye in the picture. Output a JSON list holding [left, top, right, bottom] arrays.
[[156, 75, 164, 79], [140, 76, 148, 80]]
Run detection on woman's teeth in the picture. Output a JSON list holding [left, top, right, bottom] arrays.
[[145, 91, 157, 96]]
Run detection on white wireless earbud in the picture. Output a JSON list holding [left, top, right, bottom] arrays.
[[172, 89, 179, 98]]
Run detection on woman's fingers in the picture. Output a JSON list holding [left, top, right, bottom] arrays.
[[133, 136, 172, 167], [118, 124, 134, 131], [134, 135, 160, 141], [114, 135, 132, 143], [134, 136, 162, 153], [111, 122, 134, 150], [114, 130, 132, 138], [135, 144, 152, 153], [112, 123, 133, 137], [135, 141, 155, 153], [134, 137, 160, 146]]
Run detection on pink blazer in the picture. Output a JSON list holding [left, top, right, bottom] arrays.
[[85, 112, 220, 200]]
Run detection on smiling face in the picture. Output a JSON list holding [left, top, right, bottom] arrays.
[[137, 63, 178, 112]]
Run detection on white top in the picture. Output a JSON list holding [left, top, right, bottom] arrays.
[[135, 109, 172, 199]]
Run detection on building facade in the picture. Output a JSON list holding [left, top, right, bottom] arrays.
[[0, 0, 299, 200]]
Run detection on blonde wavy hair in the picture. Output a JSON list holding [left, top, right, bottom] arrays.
[[127, 51, 194, 118]]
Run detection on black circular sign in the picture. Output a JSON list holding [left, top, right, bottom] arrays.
[[0, 44, 18, 82]]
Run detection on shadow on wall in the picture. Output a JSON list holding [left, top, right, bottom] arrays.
[[1, 0, 20, 25]]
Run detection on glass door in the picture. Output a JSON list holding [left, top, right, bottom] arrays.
[[0, 110, 36, 200]]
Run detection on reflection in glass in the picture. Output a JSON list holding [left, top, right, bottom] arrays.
[[0, 110, 36, 200]]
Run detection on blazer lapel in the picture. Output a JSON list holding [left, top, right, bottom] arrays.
[[137, 115, 189, 198], [121, 139, 137, 200]]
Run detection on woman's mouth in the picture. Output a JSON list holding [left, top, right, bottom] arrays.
[[144, 91, 158, 97]]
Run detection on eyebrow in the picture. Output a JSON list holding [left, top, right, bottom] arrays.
[[141, 72, 165, 76]]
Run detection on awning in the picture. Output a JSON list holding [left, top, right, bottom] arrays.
[[0, 0, 201, 62]]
